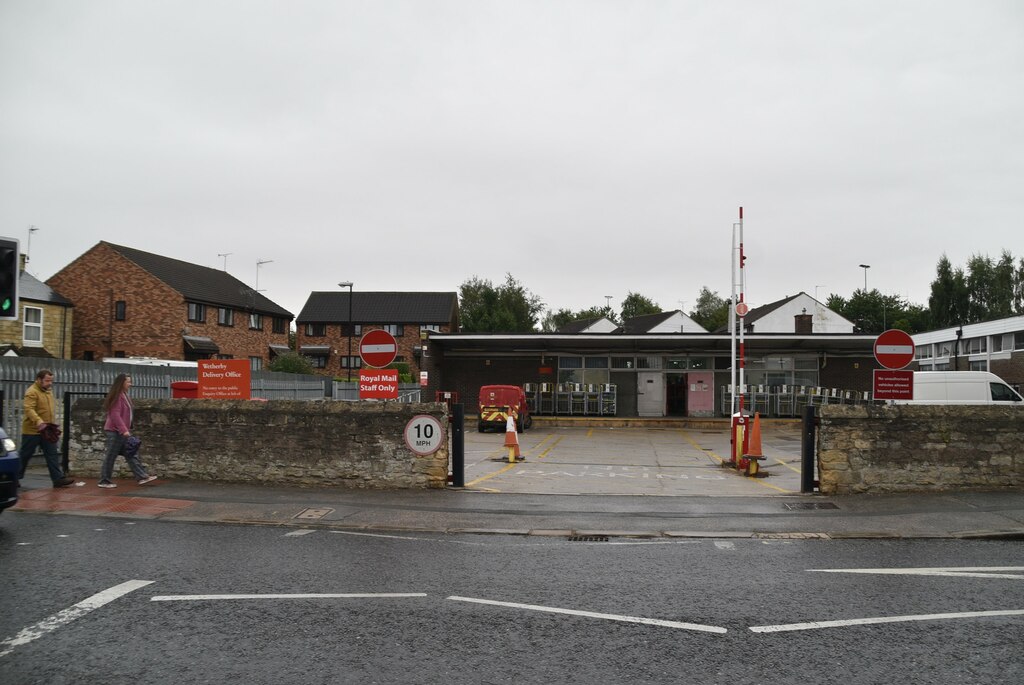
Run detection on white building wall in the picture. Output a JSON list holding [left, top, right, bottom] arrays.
[[753, 293, 855, 333]]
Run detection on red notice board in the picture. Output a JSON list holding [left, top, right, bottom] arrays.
[[873, 369, 913, 401], [198, 359, 251, 399]]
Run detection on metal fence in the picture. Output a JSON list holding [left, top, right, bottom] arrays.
[[0, 357, 327, 440]]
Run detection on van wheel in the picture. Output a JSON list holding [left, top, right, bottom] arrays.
[[524, 416, 533, 430], [478, 423, 485, 433]]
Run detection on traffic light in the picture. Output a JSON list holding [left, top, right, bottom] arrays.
[[0, 237, 19, 321]]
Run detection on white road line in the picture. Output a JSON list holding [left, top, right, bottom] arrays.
[[151, 593, 427, 602], [0, 579, 154, 658], [284, 529, 316, 537], [809, 567, 1024, 580], [714, 541, 735, 550], [447, 596, 727, 634], [327, 530, 485, 545], [750, 609, 1024, 633]]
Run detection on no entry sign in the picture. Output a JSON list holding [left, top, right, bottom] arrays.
[[359, 329, 398, 368], [874, 329, 915, 369]]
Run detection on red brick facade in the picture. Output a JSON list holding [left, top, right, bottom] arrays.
[[296, 324, 453, 378], [46, 243, 290, 365]]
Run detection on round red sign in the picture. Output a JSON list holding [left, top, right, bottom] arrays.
[[874, 329, 915, 370], [359, 329, 398, 368]]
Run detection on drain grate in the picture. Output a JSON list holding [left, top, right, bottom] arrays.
[[783, 502, 839, 511], [568, 535, 610, 542]]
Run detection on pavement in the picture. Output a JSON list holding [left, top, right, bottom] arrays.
[[9, 469, 1024, 540]]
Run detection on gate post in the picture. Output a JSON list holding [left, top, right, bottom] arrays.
[[801, 404, 817, 493], [450, 403, 465, 487]]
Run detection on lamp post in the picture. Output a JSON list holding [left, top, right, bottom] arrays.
[[858, 264, 870, 291], [339, 282, 353, 382]]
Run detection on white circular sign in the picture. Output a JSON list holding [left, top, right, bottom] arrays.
[[404, 415, 445, 456]]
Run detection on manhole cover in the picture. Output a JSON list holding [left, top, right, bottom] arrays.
[[568, 535, 610, 542], [783, 502, 839, 511], [295, 508, 334, 520]]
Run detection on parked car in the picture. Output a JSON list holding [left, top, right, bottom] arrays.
[[478, 385, 532, 432], [895, 371, 1024, 405], [0, 426, 19, 516]]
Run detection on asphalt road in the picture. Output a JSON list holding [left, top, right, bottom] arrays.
[[2, 514, 1021, 684]]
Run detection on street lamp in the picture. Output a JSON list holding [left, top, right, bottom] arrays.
[[339, 281, 353, 382], [858, 264, 870, 291]]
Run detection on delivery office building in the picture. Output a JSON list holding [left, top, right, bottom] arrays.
[[421, 293, 879, 419]]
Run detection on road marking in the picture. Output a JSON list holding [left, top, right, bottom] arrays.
[[465, 460, 518, 488], [750, 609, 1024, 633], [0, 579, 154, 658], [151, 593, 427, 602], [284, 529, 316, 537], [714, 541, 735, 550], [773, 458, 802, 475], [809, 567, 1024, 580], [447, 596, 727, 634]]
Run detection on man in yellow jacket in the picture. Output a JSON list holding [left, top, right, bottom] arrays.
[[19, 369, 74, 487]]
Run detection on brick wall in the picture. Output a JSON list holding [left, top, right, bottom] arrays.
[[297, 325, 451, 378], [69, 398, 449, 488], [817, 404, 1023, 494], [46, 242, 289, 365]]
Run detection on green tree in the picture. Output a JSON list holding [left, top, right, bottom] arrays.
[[690, 287, 729, 332], [928, 255, 970, 327], [459, 273, 545, 332], [268, 351, 315, 375], [620, 292, 661, 321], [541, 305, 615, 332]]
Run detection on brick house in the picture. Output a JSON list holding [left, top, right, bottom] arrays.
[[46, 242, 293, 368], [0, 256, 74, 359], [295, 291, 459, 378]]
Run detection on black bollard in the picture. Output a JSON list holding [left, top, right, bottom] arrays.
[[451, 403, 465, 487], [800, 404, 817, 493]]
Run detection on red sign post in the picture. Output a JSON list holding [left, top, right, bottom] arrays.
[[873, 329, 915, 369], [359, 329, 398, 368]]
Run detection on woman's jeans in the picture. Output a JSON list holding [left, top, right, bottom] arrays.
[[101, 431, 148, 482]]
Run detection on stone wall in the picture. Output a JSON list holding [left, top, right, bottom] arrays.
[[70, 398, 449, 489], [817, 405, 1023, 494]]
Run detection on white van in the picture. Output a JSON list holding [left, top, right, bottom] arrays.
[[896, 371, 1024, 405]]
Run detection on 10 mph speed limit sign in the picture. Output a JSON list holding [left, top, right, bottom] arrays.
[[404, 415, 445, 456]]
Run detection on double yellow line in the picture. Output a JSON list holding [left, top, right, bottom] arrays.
[[465, 434, 563, 489]]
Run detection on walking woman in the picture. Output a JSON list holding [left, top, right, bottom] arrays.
[[98, 374, 156, 488]]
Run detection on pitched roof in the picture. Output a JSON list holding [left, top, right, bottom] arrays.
[[104, 242, 292, 318], [557, 316, 614, 334], [19, 270, 73, 306], [712, 293, 805, 333], [619, 311, 678, 334], [297, 291, 459, 324]]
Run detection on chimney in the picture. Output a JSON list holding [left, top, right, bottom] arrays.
[[20, 253, 28, 272], [795, 309, 813, 335]]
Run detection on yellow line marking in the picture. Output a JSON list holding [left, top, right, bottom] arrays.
[[536, 435, 563, 460], [465, 461, 518, 488], [774, 458, 802, 475], [678, 430, 795, 494], [586, 428, 593, 438]]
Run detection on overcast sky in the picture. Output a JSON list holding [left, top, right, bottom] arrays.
[[2, 1, 1021, 323]]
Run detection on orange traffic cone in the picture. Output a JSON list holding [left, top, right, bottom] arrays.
[[504, 414, 521, 462], [743, 412, 764, 475]]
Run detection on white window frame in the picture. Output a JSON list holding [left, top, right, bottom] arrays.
[[23, 306, 43, 346]]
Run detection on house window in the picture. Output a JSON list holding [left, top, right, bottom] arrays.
[[305, 323, 326, 337], [310, 355, 327, 369], [965, 337, 987, 355], [420, 324, 441, 334], [249, 356, 262, 371], [23, 306, 43, 345], [340, 356, 362, 369], [218, 307, 233, 326], [272, 317, 286, 334], [115, 301, 126, 321], [969, 360, 988, 371], [1016, 331, 1024, 350], [188, 302, 206, 323], [249, 313, 263, 330], [383, 324, 404, 336], [915, 345, 932, 360], [83, 351, 94, 361], [341, 323, 362, 336]]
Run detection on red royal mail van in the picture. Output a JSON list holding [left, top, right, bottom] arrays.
[[478, 385, 532, 433]]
